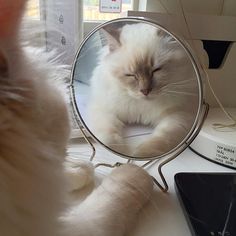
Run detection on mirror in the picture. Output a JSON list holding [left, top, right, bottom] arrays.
[[71, 18, 203, 160]]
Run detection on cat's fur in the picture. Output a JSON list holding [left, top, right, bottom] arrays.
[[88, 23, 199, 157], [0, 1, 153, 235]]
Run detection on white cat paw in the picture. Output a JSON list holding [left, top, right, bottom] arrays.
[[98, 132, 130, 156], [108, 143, 131, 156], [133, 143, 164, 158], [64, 158, 94, 192]]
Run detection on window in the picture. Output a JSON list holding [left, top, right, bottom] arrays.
[[84, 0, 133, 21], [24, 1, 139, 37], [25, 0, 40, 20], [83, 0, 138, 35]]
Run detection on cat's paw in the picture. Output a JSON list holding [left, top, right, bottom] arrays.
[[64, 158, 94, 192], [98, 132, 130, 156], [104, 164, 153, 201], [133, 147, 163, 158], [133, 140, 166, 158], [109, 142, 131, 156]]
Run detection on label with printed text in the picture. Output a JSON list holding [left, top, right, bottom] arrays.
[[99, 0, 122, 13], [214, 143, 236, 168]]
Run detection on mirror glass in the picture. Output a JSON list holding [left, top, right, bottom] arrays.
[[71, 18, 202, 159]]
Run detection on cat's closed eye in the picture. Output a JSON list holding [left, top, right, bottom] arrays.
[[152, 66, 162, 74], [124, 73, 137, 80]]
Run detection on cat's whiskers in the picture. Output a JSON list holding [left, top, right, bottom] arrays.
[[158, 80, 195, 90], [167, 78, 196, 85], [161, 89, 197, 96], [158, 78, 197, 92], [108, 143, 130, 147], [167, 84, 197, 90], [0, 83, 31, 101], [0, 84, 30, 92]]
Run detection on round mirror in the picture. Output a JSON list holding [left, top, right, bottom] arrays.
[[71, 18, 204, 160]]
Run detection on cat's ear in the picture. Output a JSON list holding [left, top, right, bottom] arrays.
[[0, 0, 26, 38], [101, 27, 121, 52], [157, 29, 176, 43]]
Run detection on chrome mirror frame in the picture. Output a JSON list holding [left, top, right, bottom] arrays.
[[70, 17, 209, 192]]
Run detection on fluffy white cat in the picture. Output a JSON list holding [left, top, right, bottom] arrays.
[[88, 22, 199, 157], [0, 1, 153, 235]]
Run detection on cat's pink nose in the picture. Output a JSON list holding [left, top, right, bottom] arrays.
[[140, 88, 151, 96]]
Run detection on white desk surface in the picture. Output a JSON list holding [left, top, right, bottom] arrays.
[[68, 139, 235, 236]]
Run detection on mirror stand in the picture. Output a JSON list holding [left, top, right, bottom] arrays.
[[70, 95, 209, 192], [75, 123, 183, 192]]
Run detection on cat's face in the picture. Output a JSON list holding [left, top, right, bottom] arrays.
[[102, 23, 191, 99]]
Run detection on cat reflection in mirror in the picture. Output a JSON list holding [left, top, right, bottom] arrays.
[[88, 22, 199, 157], [0, 1, 153, 235]]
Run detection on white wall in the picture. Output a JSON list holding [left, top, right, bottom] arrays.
[[133, 1, 236, 107], [139, 0, 236, 16]]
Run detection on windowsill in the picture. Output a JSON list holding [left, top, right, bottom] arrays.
[[84, 20, 106, 23]]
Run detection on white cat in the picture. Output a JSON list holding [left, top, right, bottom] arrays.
[[88, 22, 199, 157], [0, 1, 153, 236]]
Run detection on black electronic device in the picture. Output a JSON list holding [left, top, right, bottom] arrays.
[[175, 172, 236, 236]]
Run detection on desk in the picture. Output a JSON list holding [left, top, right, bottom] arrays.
[[68, 139, 234, 236]]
